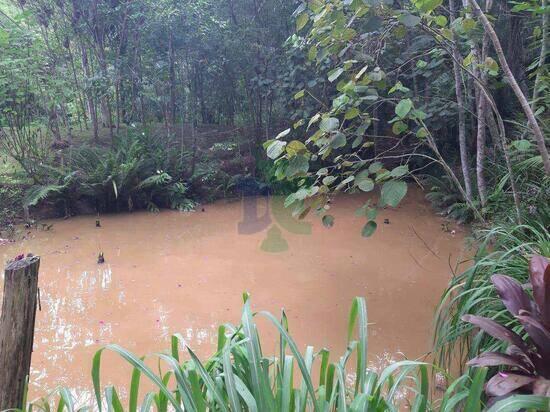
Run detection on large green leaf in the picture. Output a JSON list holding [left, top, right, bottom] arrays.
[[413, 0, 442, 13], [330, 132, 347, 149], [487, 395, 550, 412], [328, 67, 344, 83], [266, 140, 287, 159], [356, 171, 374, 192], [395, 98, 413, 118], [361, 221, 377, 237], [296, 13, 308, 31], [285, 155, 309, 177], [320, 117, 339, 132], [398, 13, 421, 27], [380, 180, 407, 207]]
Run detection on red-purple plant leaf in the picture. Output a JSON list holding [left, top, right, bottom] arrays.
[[506, 345, 536, 371], [467, 351, 534, 373], [516, 314, 550, 377], [462, 314, 528, 352], [529, 254, 550, 326], [532, 378, 550, 396], [485, 372, 536, 397], [491, 274, 533, 316]]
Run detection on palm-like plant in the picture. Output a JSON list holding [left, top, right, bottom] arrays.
[[463, 255, 550, 397]]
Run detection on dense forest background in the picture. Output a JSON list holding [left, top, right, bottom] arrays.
[[0, 0, 547, 228]]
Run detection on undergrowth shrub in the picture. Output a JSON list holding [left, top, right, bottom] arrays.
[[21, 129, 197, 214], [0, 184, 24, 227], [425, 149, 550, 225], [434, 221, 550, 372]]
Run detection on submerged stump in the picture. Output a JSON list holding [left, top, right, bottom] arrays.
[[0, 255, 40, 410]]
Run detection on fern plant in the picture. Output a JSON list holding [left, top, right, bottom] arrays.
[[23, 168, 80, 210]]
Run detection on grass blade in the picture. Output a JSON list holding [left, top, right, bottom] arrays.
[[487, 395, 550, 411], [281, 355, 293, 412], [347, 297, 367, 393], [222, 344, 242, 412], [464, 367, 488, 412], [187, 347, 230, 412], [259, 311, 320, 412]]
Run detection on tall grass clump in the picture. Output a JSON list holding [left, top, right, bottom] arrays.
[[16, 297, 549, 412], [434, 220, 550, 371]]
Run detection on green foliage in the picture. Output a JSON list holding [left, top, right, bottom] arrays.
[[22, 129, 196, 213], [16, 297, 549, 412], [0, 183, 23, 226], [425, 174, 475, 222], [434, 221, 550, 371], [23, 171, 78, 208], [462, 255, 550, 398], [264, 0, 443, 236]]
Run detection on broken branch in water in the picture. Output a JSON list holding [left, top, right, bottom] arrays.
[[409, 225, 440, 259]]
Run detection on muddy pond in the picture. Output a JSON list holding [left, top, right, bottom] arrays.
[[1, 188, 468, 402]]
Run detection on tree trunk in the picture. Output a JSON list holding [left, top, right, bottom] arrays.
[[533, 0, 547, 112], [67, 42, 88, 131], [468, 0, 550, 174], [0, 255, 40, 410], [476, 89, 488, 207], [92, 0, 114, 142], [168, 32, 177, 134], [81, 45, 99, 142], [450, 0, 473, 201], [475, 0, 492, 208]]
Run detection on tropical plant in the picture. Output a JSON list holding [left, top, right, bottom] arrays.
[[462, 255, 550, 398], [19, 130, 197, 214], [434, 222, 550, 370], [165, 182, 197, 212], [22, 165, 81, 217], [424, 174, 476, 222]]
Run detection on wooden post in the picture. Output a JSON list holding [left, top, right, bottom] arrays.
[[0, 255, 40, 410]]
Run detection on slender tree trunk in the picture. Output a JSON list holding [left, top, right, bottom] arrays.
[[450, 0, 473, 201], [423, 122, 484, 221], [475, 0, 492, 208], [479, 85, 523, 222], [67, 43, 88, 130], [115, 83, 121, 130], [168, 32, 177, 134], [468, 0, 550, 174], [92, 0, 114, 142], [485, 106, 500, 153], [440, 28, 523, 221], [80, 45, 99, 141], [476, 87, 488, 207], [533, 0, 548, 112]]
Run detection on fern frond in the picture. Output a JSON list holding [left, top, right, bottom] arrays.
[[23, 184, 64, 207]]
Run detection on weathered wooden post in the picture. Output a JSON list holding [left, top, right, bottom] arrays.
[[0, 255, 40, 410]]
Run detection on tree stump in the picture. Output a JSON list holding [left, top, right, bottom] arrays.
[[0, 255, 40, 410]]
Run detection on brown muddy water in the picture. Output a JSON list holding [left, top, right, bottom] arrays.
[[1, 188, 468, 403]]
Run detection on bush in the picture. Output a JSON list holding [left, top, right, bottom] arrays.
[[0, 184, 24, 227], [462, 255, 550, 399], [434, 221, 550, 371], [21, 129, 197, 214]]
